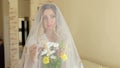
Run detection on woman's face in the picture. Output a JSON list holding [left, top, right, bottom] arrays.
[[43, 8, 56, 31]]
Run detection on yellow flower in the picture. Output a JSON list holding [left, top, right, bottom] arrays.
[[60, 53, 67, 61], [43, 56, 50, 64]]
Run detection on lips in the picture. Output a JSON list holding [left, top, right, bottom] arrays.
[[47, 24, 52, 28]]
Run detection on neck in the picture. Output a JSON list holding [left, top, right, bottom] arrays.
[[45, 30, 57, 42], [45, 30, 54, 35]]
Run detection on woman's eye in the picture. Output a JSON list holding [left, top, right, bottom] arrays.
[[51, 15, 56, 18]]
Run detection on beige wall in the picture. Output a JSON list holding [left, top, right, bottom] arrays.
[[18, 0, 30, 17], [82, 59, 109, 68], [54, 0, 120, 67], [2, 0, 10, 68], [0, 0, 3, 37]]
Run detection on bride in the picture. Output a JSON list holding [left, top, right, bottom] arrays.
[[18, 3, 84, 68]]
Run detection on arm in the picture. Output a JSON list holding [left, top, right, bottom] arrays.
[[24, 45, 38, 68]]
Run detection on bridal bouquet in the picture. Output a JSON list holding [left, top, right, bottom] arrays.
[[40, 41, 67, 68]]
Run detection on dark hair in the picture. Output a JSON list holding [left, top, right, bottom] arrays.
[[40, 3, 57, 16]]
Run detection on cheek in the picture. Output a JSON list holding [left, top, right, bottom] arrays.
[[53, 22, 57, 29], [52, 19, 56, 24], [43, 22, 47, 28], [52, 19, 56, 25]]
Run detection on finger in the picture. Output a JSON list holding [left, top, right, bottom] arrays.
[[29, 45, 37, 51], [38, 47, 42, 51], [29, 45, 34, 51], [30, 44, 36, 48], [29, 49, 35, 55], [33, 46, 37, 50]]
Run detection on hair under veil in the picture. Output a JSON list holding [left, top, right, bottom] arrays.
[[17, 3, 84, 68]]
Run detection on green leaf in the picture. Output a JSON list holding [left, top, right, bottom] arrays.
[[44, 64, 49, 68], [59, 41, 64, 48], [43, 58, 62, 68]]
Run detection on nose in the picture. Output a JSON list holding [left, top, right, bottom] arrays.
[[47, 18, 51, 24]]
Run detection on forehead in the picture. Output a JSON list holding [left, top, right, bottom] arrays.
[[43, 9, 55, 15]]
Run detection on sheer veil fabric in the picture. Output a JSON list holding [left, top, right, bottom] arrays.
[[17, 3, 84, 68]]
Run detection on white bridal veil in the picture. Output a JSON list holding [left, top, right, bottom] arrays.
[[18, 3, 84, 68]]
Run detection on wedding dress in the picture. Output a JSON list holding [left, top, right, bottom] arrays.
[[17, 3, 84, 68]]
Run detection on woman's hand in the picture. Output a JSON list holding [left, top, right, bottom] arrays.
[[29, 44, 37, 63], [29, 44, 44, 63]]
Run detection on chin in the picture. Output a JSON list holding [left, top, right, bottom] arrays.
[[47, 28, 52, 30]]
